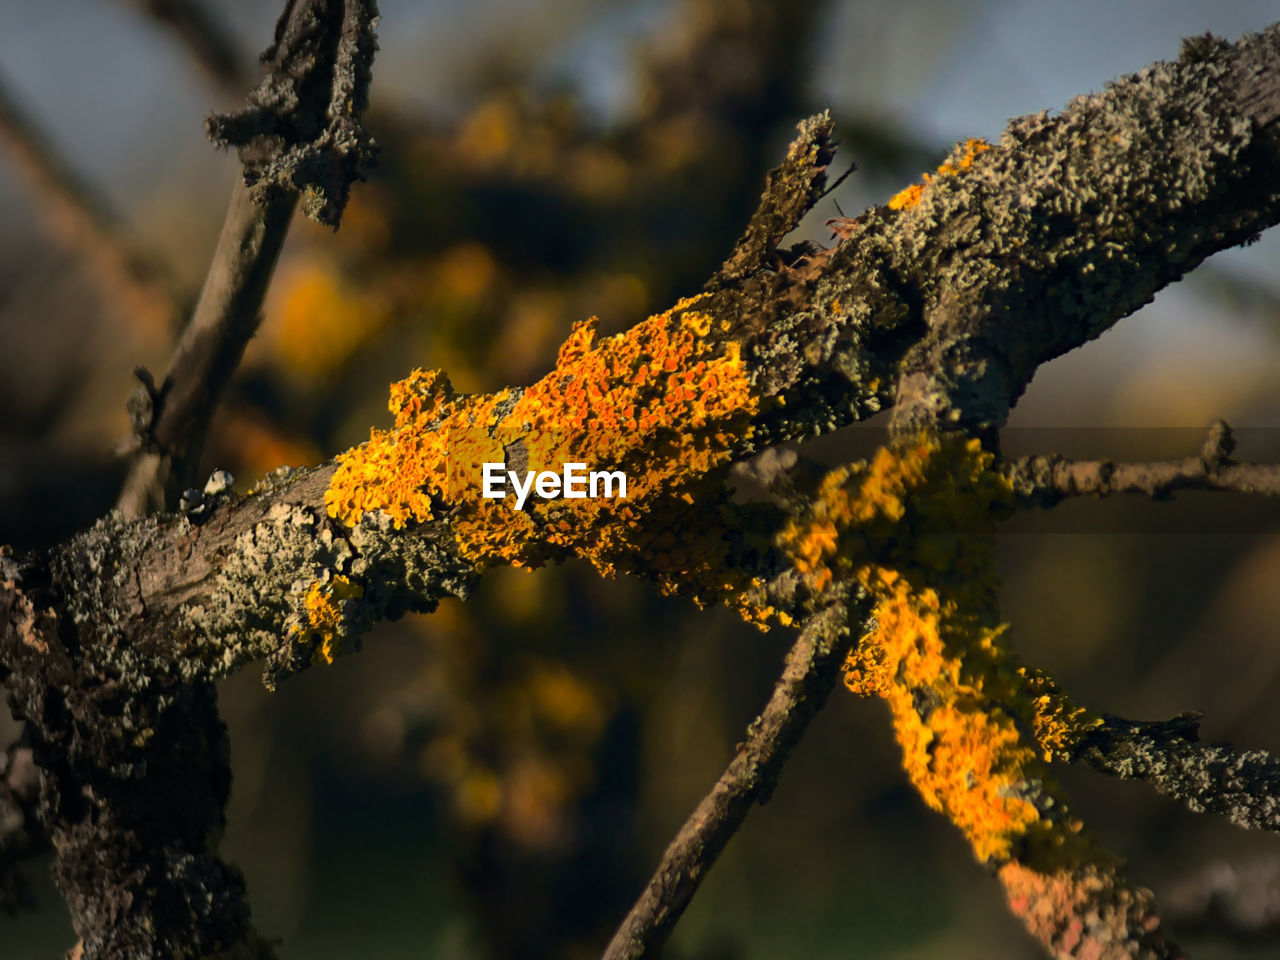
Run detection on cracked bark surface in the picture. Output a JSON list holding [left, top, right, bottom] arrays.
[[1, 18, 1280, 960]]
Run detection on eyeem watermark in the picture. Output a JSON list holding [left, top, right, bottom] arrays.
[[482, 462, 627, 511]]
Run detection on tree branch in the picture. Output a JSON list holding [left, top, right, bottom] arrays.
[[115, 183, 296, 517], [875, 29, 1280, 437], [2, 23, 1275, 702], [1005, 420, 1280, 505], [2, 21, 1280, 959], [116, 0, 380, 518], [204, 0, 379, 227], [1078, 713, 1280, 832], [601, 600, 854, 960], [705, 111, 840, 289]]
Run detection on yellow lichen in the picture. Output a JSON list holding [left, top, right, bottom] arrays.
[[888, 182, 927, 211], [850, 571, 1041, 861], [325, 294, 764, 614], [889, 138, 992, 211], [779, 436, 1099, 864], [1021, 668, 1103, 762], [293, 575, 364, 665], [779, 436, 1012, 600]]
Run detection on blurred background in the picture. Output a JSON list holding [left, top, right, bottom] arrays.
[[1, 0, 1280, 957]]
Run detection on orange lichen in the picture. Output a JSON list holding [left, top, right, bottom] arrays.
[[851, 571, 1041, 861], [866, 590, 1037, 857], [1021, 667, 1102, 762], [293, 575, 364, 665], [325, 294, 765, 613], [936, 138, 992, 176], [780, 436, 1012, 599], [888, 182, 926, 211], [889, 138, 991, 211], [779, 436, 1100, 863]]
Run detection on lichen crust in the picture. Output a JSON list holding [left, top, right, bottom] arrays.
[[779, 435, 1101, 864], [324, 295, 764, 606], [889, 138, 992, 211], [287, 573, 365, 665]]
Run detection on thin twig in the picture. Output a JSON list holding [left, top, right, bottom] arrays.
[[602, 601, 854, 960], [0, 68, 182, 337], [121, 0, 253, 101], [1004, 420, 1280, 505], [1078, 713, 1280, 832], [115, 182, 296, 516], [116, 0, 380, 518]]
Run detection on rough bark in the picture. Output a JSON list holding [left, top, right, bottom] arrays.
[[1081, 714, 1280, 832], [2, 20, 1280, 960]]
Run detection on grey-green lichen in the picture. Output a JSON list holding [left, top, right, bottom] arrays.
[[688, 22, 1278, 483], [727, 26, 1280, 438], [175, 498, 475, 689], [1081, 715, 1280, 832], [178, 501, 357, 681], [50, 510, 168, 695], [888, 45, 1270, 430]]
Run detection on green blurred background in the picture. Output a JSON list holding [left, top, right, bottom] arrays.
[[1, 1, 1279, 957]]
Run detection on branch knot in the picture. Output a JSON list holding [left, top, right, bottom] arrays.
[[205, 0, 380, 227]]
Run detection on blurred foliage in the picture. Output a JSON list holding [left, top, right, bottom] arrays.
[[1, 1, 1280, 958]]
